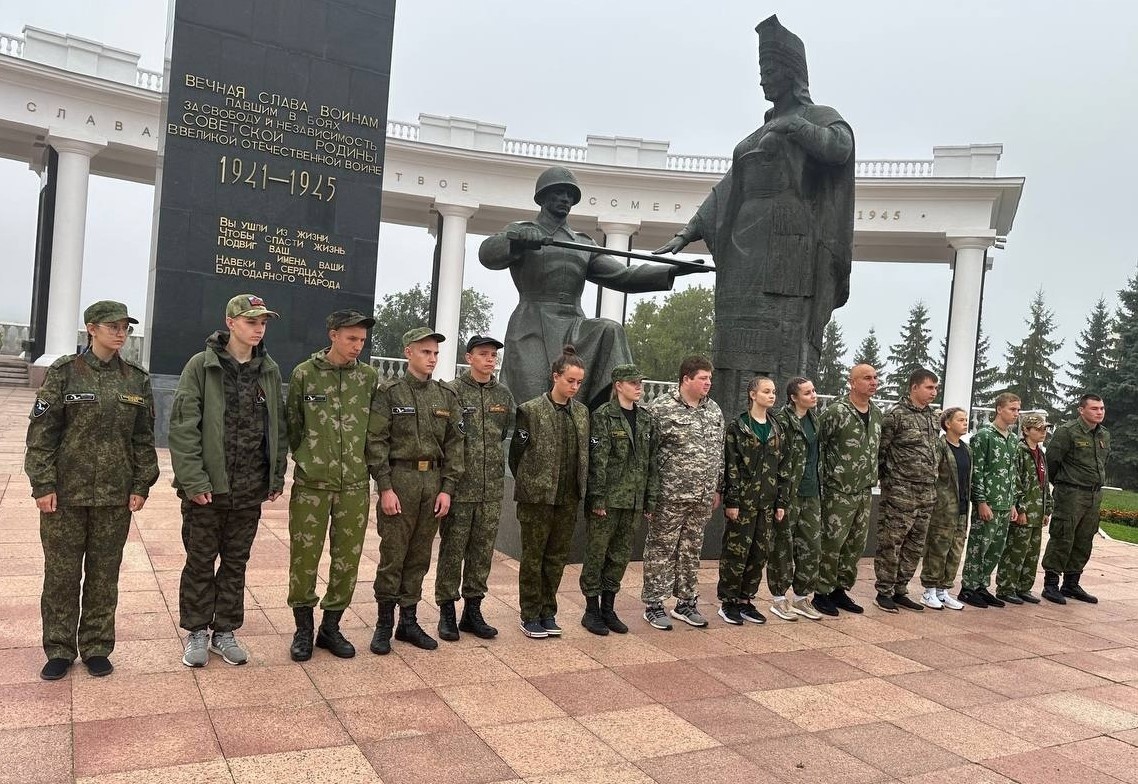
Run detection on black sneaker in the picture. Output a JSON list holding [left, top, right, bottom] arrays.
[[874, 593, 898, 613], [738, 602, 766, 625], [40, 658, 71, 681], [958, 588, 988, 609], [996, 592, 1024, 605], [811, 593, 839, 617], [540, 617, 562, 636], [976, 587, 1005, 608], [520, 619, 549, 638], [831, 587, 864, 614], [1018, 591, 1041, 604], [85, 656, 113, 677], [892, 593, 924, 612], [718, 601, 744, 625]]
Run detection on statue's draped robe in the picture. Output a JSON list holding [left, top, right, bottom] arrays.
[[480, 213, 676, 407], [686, 104, 854, 414]]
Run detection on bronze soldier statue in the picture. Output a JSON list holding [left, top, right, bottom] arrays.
[[656, 15, 855, 414], [480, 167, 702, 408]]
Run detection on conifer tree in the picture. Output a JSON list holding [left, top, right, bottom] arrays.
[[885, 301, 935, 399], [852, 327, 887, 383], [1001, 289, 1064, 415], [933, 328, 1002, 407], [1102, 273, 1138, 487], [815, 320, 848, 397], [1063, 296, 1115, 415]]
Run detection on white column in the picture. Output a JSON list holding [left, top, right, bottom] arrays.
[[942, 236, 993, 412], [37, 136, 106, 364], [433, 203, 477, 381], [597, 220, 640, 322]]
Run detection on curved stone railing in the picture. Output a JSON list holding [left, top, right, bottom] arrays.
[[0, 31, 24, 57], [502, 139, 587, 163]]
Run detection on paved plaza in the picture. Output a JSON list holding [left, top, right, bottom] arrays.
[[4, 386, 1138, 783]]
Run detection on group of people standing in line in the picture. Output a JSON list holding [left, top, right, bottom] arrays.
[[27, 295, 1112, 681]]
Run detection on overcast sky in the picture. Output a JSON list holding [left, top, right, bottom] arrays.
[[1, 1, 1136, 380]]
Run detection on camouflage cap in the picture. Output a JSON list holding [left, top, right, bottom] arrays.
[[83, 300, 138, 325], [465, 334, 504, 352], [611, 364, 645, 382], [326, 309, 376, 330], [1021, 413, 1052, 430], [226, 294, 279, 319], [402, 326, 445, 347]]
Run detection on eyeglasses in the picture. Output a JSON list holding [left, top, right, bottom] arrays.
[[98, 323, 134, 335]]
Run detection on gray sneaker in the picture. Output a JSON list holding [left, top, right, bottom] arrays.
[[791, 597, 823, 621], [670, 601, 709, 628], [643, 603, 673, 630], [182, 629, 210, 668], [210, 631, 249, 665]]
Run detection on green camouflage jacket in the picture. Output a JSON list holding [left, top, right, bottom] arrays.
[[286, 349, 380, 492], [1046, 417, 1110, 490], [649, 390, 725, 502], [969, 424, 1018, 511], [817, 397, 883, 496], [26, 351, 160, 505], [878, 398, 939, 487], [586, 400, 659, 513], [722, 413, 791, 513], [370, 373, 465, 495], [931, 437, 971, 527], [509, 393, 590, 505], [447, 371, 515, 503], [1014, 440, 1053, 526], [771, 403, 818, 499]]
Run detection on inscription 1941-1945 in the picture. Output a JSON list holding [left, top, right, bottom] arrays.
[[145, 0, 395, 378]]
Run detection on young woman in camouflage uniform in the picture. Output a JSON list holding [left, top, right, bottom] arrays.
[[509, 346, 590, 639], [27, 301, 159, 680], [995, 413, 1053, 604], [717, 376, 790, 625], [919, 407, 970, 610]]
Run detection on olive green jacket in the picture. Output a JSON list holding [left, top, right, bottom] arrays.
[[447, 372, 515, 503], [369, 373, 464, 495], [286, 349, 380, 492], [931, 437, 971, 528], [878, 398, 939, 488], [586, 401, 659, 513], [1046, 417, 1110, 490], [1015, 440, 1053, 527], [817, 397, 883, 496], [25, 351, 160, 505], [723, 413, 791, 513], [509, 394, 589, 505], [771, 403, 818, 499], [168, 335, 287, 498]]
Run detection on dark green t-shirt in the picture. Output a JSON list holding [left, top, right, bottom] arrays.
[[748, 415, 772, 442]]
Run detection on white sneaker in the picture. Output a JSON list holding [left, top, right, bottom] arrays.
[[769, 599, 797, 621], [920, 588, 943, 610], [937, 589, 965, 611], [791, 596, 823, 621]]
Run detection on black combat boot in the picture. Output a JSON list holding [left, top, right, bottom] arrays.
[[1061, 572, 1098, 603], [316, 609, 356, 658], [370, 600, 396, 655], [600, 591, 628, 634], [290, 606, 315, 662], [1041, 570, 1066, 604], [581, 595, 609, 636], [437, 600, 460, 642], [459, 597, 498, 638], [395, 604, 438, 650]]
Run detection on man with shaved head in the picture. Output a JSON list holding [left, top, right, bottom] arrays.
[[812, 364, 883, 617]]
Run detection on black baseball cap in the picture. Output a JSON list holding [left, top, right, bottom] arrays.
[[465, 334, 504, 352]]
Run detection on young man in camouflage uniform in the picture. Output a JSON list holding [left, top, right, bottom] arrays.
[[170, 294, 288, 667], [641, 356, 725, 630], [369, 327, 464, 654], [873, 369, 940, 613], [581, 364, 659, 636], [435, 335, 514, 641], [28, 300, 159, 680], [996, 413, 1053, 604], [769, 377, 823, 621], [812, 364, 883, 617], [958, 392, 1021, 608], [1041, 394, 1109, 604], [286, 310, 380, 661], [718, 376, 790, 625]]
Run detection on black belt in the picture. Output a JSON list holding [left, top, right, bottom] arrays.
[[390, 459, 441, 471], [1057, 481, 1101, 492]]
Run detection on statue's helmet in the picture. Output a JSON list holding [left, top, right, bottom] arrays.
[[533, 166, 582, 206]]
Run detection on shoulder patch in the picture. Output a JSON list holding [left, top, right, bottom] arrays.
[[457, 419, 467, 435], [64, 392, 97, 403], [32, 398, 50, 418], [589, 435, 602, 449], [516, 428, 530, 444]]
